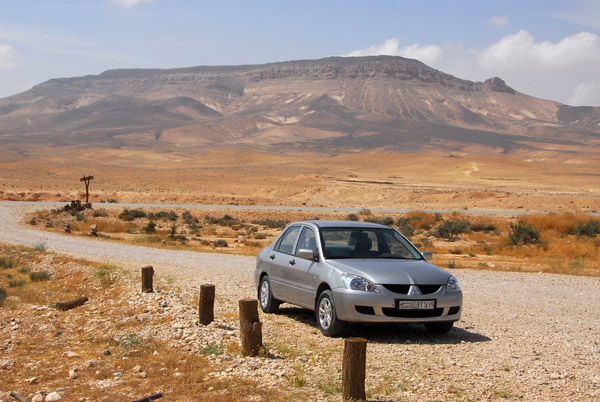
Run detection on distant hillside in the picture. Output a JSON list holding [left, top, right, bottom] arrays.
[[1, 56, 599, 154]]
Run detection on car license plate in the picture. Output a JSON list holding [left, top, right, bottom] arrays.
[[395, 299, 435, 310]]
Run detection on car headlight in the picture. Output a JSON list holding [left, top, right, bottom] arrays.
[[341, 273, 380, 292], [446, 275, 461, 293]]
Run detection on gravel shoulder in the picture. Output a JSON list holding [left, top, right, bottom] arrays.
[[2, 204, 600, 401]]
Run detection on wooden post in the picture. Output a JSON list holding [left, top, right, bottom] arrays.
[[239, 299, 262, 356], [56, 296, 89, 311], [342, 337, 367, 402], [80, 175, 94, 204], [141, 266, 154, 293], [199, 284, 215, 325]]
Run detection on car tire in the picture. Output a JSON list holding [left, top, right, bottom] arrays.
[[425, 321, 454, 334], [316, 290, 346, 337], [258, 276, 280, 313]]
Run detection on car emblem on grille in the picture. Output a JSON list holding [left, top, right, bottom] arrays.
[[408, 285, 422, 296]]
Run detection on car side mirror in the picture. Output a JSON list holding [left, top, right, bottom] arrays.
[[422, 251, 433, 261], [297, 248, 318, 262]]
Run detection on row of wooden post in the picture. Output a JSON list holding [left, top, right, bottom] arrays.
[[140, 266, 367, 401]]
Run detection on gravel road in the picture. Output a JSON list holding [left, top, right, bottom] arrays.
[[1, 204, 600, 401]]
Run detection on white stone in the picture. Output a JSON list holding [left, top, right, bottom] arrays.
[[45, 392, 61, 401]]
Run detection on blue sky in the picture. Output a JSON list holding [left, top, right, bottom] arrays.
[[1, 0, 599, 105]]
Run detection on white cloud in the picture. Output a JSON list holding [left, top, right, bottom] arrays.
[[344, 38, 443, 67], [0, 44, 19, 69], [487, 15, 508, 27], [110, 0, 153, 8], [568, 83, 597, 105]]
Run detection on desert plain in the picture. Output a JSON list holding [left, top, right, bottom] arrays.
[[1, 145, 599, 213]]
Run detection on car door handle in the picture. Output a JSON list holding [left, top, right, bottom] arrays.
[[289, 259, 296, 266], [269, 254, 276, 260]]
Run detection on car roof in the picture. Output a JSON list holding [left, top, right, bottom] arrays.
[[293, 220, 391, 229]]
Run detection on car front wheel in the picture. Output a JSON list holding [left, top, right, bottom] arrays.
[[258, 276, 280, 313], [316, 290, 346, 337], [425, 321, 454, 334]]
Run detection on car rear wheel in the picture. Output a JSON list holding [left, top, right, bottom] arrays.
[[258, 276, 280, 313], [425, 321, 454, 334], [316, 290, 346, 337]]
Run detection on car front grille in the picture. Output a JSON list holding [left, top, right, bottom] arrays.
[[382, 284, 443, 295]]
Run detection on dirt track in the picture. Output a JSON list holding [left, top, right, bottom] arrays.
[[1, 204, 600, 401]]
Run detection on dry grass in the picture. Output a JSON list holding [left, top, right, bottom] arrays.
[[0, 243, 307, 402], [29, 209, 600, 276]]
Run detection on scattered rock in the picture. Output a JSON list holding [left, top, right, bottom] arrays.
[[64, 351, 80, 358], [45, 391, 61, 401], [102, 350, 111, 356]]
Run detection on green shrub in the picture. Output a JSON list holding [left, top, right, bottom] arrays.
[[8, 280, 26, 288], [434, 220, 471, 240], [213, 239, 228, 247], [205, 214, 239, 227], [509, 221, 540, 246], [0, 257, 16, 269], [346, 213, 359, 221], [34, 243, 47, 252], [93, 263, 120, 286], [168, 224, 178, 239], [251, 218, 288, 229], [18, 266, 31, 274], [364, 216, 394, 226], [395, 218, 414, 237], [571, 220, 600, 238], [92, 208, 108, 217], [142, 221, 157, 234], [166, 211, 178, 221], [71, 210, 85, 222], [118, 210, 134, 221], [198, 342, 224, 356], [29, 271, 51, 282], [0, 287, 6, 306]]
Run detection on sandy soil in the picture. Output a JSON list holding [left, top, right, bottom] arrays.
[[1, 147, 599, 213]]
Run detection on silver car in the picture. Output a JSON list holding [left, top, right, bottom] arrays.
[[254, 220, 462, 336]]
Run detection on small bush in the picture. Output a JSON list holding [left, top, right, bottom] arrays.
[[254, 233, 267, 240], [364, 216, 394, 226], [29, 271, 51, 282], [8, 280, 26, 288], [71, 210, 85, 222], [142, 221, 157, 234], [0, 287, 6, 306], [213, 239, 228, 247], [166, 211, 178, 221], [0, 257, 16, 269], [395, 218, 414, 237], [434, 220, 471, 240], [251, 218, 289, 229], [509, 221, 540, 246], [205, 214, 239, 227], [168, 224, 178, 240], [92, 208, 108, 217], [33, 243, 47, 252], [18, 266, 31, 274], [93, 263, 120, 286], [571, 220, 600, 238], [448, 262, 456, 269], [406, 211, 442, 230], [198, 342, 224, 356], [346, 213, 359, 221]]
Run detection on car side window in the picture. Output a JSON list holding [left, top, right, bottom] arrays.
[[296, 227, 317, 256], [276, 226, 301, 255]]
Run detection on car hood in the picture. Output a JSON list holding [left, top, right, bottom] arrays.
[[326, 259, 451, 285]]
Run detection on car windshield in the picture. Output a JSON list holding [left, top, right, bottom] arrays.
[[320, 227, 423, 260]]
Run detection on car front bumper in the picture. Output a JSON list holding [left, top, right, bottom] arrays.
[[332, 287, 463, 323]]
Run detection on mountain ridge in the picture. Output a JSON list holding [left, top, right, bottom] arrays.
[[1, 56, 599, 155]]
